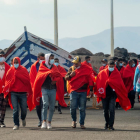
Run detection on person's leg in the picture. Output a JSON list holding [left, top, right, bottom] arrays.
[[42, 89, 49, 122], [70, 91, 78, 125], [79, 92, 87, 126], [102, 98, 109, 128], [11, 93, 19, 126], [128, 91, 132, 108], [36, 98, 42, 126], [131, 90, 135, 108], [48, 89, 56, 123], [109, 96, 116, 128], [0, 93, 7, 125], [18, 94, 27, 121], [58, 102, 62, 114]]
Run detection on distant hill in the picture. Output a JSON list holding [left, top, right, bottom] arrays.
[[1, 26, 140, 54]]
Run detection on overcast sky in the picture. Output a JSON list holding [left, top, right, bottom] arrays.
[[0, 0, 140, 40]]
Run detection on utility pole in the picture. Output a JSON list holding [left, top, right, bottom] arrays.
[[111, 0, 114, 56]]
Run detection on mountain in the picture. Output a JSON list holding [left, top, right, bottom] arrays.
[[0, 26, 140, 54]]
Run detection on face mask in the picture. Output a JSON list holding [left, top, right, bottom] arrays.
[[0, 57, 5, 62], [102, 64, 106, 66], [54, 62, 59, 66], [139, 62, 140, 65], [108, 67, 114, 72], [39, 60, 43, 64], [14, 64, 19, 69], [115, 62, 117, 65], [50, 59, 54, 65], [119, 63, 123, 67], [11, 64, 13, 67], [87, 61, 90, 63], [132, 64, 135, 67]]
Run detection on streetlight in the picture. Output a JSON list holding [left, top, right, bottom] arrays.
[[111, 0, 114, 57], [54, 0, 58, 46]]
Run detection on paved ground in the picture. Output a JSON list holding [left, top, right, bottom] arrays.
[[1, 100, 140, 140]]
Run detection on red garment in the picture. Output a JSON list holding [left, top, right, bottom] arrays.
[[68, 64, 94, 94], [123, 65, 136, 93], [99, 66, 106, 72], [3, 57, 34, 111], [0, 62, 10, 93], [33, 61, 67, 107], [95, 68, 131, 111], [57, 65, 67, 77], [29, 61, 38, 90], [82, 61, 98, 76]]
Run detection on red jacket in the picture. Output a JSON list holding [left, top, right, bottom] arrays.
[[0, 62, 10, 93]]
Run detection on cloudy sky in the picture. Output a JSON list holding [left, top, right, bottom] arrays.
[[0, 0, 140, 41]]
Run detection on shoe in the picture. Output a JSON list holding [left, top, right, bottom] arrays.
[[104, 124, 109, 130], [41, 122, 47, 129], [59, 111, 62, 114], [71, 121, 76, 128], [80, 125, 86, 129], [109, 127, 115, 130], [38, 121, 42, 127], [22, 120, 26, 127], [47, 123, 52, 129], [13, 125, 19, 130], [0, 122, 6, 128]]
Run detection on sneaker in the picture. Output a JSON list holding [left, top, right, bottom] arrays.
[[47, 123, 52, 129], [41, 122, 47, 129], [0, 122, 6, 128], [104, 123, 109, 130], [22, 120, 26, 127], [38, 121, 42, 127], [13, 125, 19, 130]]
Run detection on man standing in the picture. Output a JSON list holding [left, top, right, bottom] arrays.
[[123, 60, 136, 109], [30, 53, 45, 127], [65, 56, 94, 129], [33, 54, 67, 129], [82, 56, 98, 76], [133, 56, 140, 102], [116, 58, 125, 78], [3, 57, 33, 130], [54, 58, 67, 114], [96, 59, 131, 130], [0, 51, 10, 127], [99, 59, 108, 72]]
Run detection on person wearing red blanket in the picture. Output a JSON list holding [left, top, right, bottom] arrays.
[[96, 59, 131, 130], [115, 58, 125, 109], [65, 56, 94, 129], [54, 58, 67, 114], [3, 57, 33, 130], [99, 59, 108, 72], [33, 53, 67, 129], [82, 56, 98, 76], [0, 51, 10, 127], [29, 53, 45, 127], [123, 59, 137, 109]]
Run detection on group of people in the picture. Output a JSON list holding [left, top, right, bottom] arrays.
[[0, 50, 140, 131]]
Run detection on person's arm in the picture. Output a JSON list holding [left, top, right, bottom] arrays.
[[65, 67, 73, 80], [133, 67, 139, 88]]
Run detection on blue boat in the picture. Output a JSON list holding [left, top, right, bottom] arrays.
[[5, 27, 73, 71]]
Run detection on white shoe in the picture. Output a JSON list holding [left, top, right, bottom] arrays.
[[41, 122, 47, 129], [47, 123, 52, 129], [13, 125, 19, 130], [22, 120, 26, 127]]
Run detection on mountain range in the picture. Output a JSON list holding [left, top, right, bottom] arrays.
[[0, 26, 140, 54]]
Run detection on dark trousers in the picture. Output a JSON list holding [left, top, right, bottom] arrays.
[[128, 90, 135, 108], [0, 93, 7, 123], [102, 96, 116, 127], [58, 103, 61, 112], [137, 92, 140, 102], [36, 98, 43, 122]]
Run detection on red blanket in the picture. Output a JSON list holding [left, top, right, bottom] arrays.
[[95, 67, 131, 111], [57, 65, 67, 77], [3, 57, 34, 111], [0, 62, 10, 93], [123, 65, 136, 93], [33, 61, 67, 107], [67, 64, 93, 94], [82, 61, 98, 76]]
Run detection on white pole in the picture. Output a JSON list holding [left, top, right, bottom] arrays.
[[111, 0, 114, 57], [54, 0, 58, 46]]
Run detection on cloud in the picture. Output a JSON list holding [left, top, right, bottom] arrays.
[[0, 0, 17, 5]]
